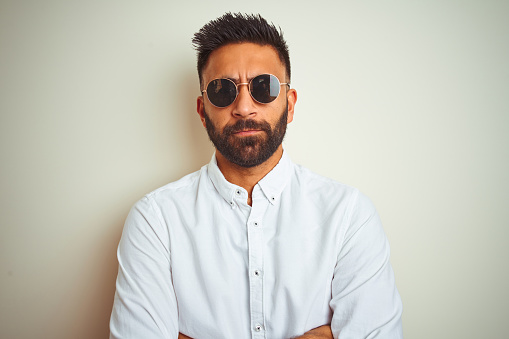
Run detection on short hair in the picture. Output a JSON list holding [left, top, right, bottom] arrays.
[[192, 13, 291, 87]]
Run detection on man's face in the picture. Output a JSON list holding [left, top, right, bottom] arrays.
[[197, 43, 297, 168]]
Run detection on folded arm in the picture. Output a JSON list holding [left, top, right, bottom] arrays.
[[178, 325, 333, 339], [110, 197, 179, 339], [329, 191, 403, 338], [293, 325, 333, 339]]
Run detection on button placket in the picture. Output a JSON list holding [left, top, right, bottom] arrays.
[[246, 199, 269, 339]]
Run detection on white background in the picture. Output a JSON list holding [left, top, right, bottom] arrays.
[[1, 1, 508, 338]]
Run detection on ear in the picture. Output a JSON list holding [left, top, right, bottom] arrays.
[[286, 88, 297, 124], [196, 96, 207, 128]]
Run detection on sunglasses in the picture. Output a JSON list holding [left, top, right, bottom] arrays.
[[202, 73, 289, 108]]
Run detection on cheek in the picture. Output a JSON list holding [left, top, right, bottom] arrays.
[[213, 113, 231, 126], [205, 110, 231, 129]]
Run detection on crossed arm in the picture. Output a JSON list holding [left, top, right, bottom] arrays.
[[111, 193, 402, 338], [292, 325, 333, 339], [178, 325, 333, 339]]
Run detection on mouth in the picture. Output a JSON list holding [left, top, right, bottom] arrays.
[[232, 129, 263, 136]]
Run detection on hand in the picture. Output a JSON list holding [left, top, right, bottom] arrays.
[[293, 324, 333, 339]]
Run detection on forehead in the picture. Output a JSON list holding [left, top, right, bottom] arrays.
[[202, 42, 285, 82]]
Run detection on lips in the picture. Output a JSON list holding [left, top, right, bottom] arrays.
[[233, 129, 262, 135], [224, 120, 271, 136]]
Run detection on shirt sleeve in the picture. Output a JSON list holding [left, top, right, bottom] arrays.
[[330, 190, 403, 338], [110, 196, 179, 339]]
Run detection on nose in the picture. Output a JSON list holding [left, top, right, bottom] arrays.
[[231, 83, 256, 118]]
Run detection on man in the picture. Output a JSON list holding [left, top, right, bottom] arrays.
[[110, 13, 403, 339]]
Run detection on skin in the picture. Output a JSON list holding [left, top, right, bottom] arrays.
[[189, 42, 332, 339]]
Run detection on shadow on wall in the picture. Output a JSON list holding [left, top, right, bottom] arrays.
[[94, 64, 212, 339], [79, 218, 125, 339], [173, 63, 214, 178]]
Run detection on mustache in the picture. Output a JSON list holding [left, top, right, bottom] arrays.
[[223, 119, 272, 136]]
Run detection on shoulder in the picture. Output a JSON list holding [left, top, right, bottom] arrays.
[[149, 168, 202, 195], [134, 165, 209, 209], [289, 162, 379, 217], [291, 163, 359, 199]]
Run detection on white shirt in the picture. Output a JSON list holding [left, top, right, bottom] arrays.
[[110, 152, 403, 339]]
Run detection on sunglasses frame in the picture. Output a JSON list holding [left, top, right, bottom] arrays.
[[202, 73, 289, 108]]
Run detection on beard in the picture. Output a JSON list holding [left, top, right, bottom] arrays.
[[203, 105, 288, 168]]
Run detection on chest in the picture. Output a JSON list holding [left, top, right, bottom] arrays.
[[165, 194, 344, 338]]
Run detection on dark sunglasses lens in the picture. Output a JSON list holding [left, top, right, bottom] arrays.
[[206, 79, 237, 107], [250, 74, 280, 103]]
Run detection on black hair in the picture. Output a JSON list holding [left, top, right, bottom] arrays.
[[192, 13, 291, 87]]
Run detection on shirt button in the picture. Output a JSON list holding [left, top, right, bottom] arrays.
[[254, 270, 261, 276], [255, 324, 263, 332], [253, 221, 259, 227], [235, 189, 241, 196]]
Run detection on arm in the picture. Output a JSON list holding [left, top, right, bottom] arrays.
[[293, 325, 333, 339], [329, 191, 403, 338], [177, 326, 333, 339], [110, 197, 179, 339]]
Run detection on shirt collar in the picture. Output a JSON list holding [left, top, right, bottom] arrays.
[[207, 150, 293, 207], [257, 151, 292, 205]]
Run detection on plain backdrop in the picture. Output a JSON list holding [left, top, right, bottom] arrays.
[[1, 1, 508, 338]]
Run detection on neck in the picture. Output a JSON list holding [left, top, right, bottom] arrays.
[[215, 146, 283, 206]]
